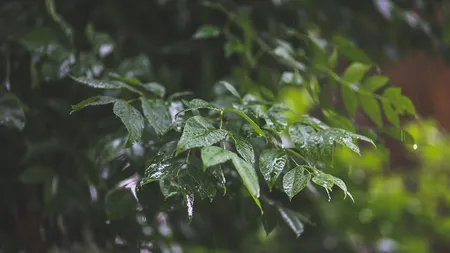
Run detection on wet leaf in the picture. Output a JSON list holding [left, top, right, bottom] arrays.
[[140, 98, 172, 136], [71, 76, 122, 89], [312, 173, 335, 190], [266, 104, 289, 132], [231, 156, 261, 209], [277, 207, 305, 238], [231, 134, 255, 165], [288, 123, 315, 147], [193, 25, 220, 39], [283, 166, 311, 200], [334, 177, 354, 202], [113, 100, 144, 147], [181, 99, 219, 113], [224, 108, 266, 137], [70, 96, 118, 113], [117, 54, 152, 79], [176, 116, 227, 155], [142, 162, 181, 185], [259, 149, 287, 190], [19, 166, 54, 184], [0, 93, 26, 131], [201, 146, 235, 169]]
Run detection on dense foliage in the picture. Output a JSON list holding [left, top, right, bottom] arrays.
[[3, 0, 449, 252]]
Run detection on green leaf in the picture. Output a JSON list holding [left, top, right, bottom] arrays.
[[209, 166, 227, 193], [70, 76, 122, 89], [288, 123, 315, 147], [142, 162, 181, 184], [181, 99, 220, 113], [333, 177, 354, 202], [358, 94, 382, 127], [201, 146, 235, 169], [259, 149, 287, 191], [113, 100, 144, 147], [105, 188, 137, 220], [176, 116, 227, 155], [223, 108, 266, 137], [143, 82, 166, 98], [140, 98, 172, 136], [220, 81, 241, 99], [231, 156, 261, 209], [341, 85, 358, 116], [332, 35, 372, 64], [312, 173, 335, 189], [70, 96, 118, 113], [19, 166, 54, 184], [277, 207, 305, 238], [0, 93, 26, 131], [266, 104, 289, 132], [283, 166, 311, 200], [183, 165, 217, 201], [193, 25, 220, 39], [159, 174, 181, 199], [342, 62, 371, 83], [362, 75, 389, 91], [261, 201, 278, 235], [231, 134, 255, 165], [329, 48, 338, 69], [382, 100, 400, 127]]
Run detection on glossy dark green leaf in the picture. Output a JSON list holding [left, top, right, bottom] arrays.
[[160, 174, 181, 199], [358, 94, 382, 127], [288, 123, 315, 147], [70, 96, 118, 113], [140, 98, 172, 136], [181, 99, 220, 113], [231, 134, 255, 165], [341, 85, 358, 117], [209, 166, 227, 193], [231, 156, 261, 209], [176, 116, 227, 155], [342, 62, 371, 83], [259, 149, 287, 190], [184, 165, 217, 201], [283, 166, 311, 200], [193, 25, 220, 39], [19, 166, 54, 184], [277, 207, 305, 238], [201, 146, 235, 169], [223, 108, 266, 137], [142, 162, 181, 185], [113, 100, 144, 147], [0, 93, 26, 131], [362, 75, 389, 91], [332, 35, 372, 64], [105, 188, 137, 220], [71, 76, 122, 89], [266, 104, 289, 132]]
